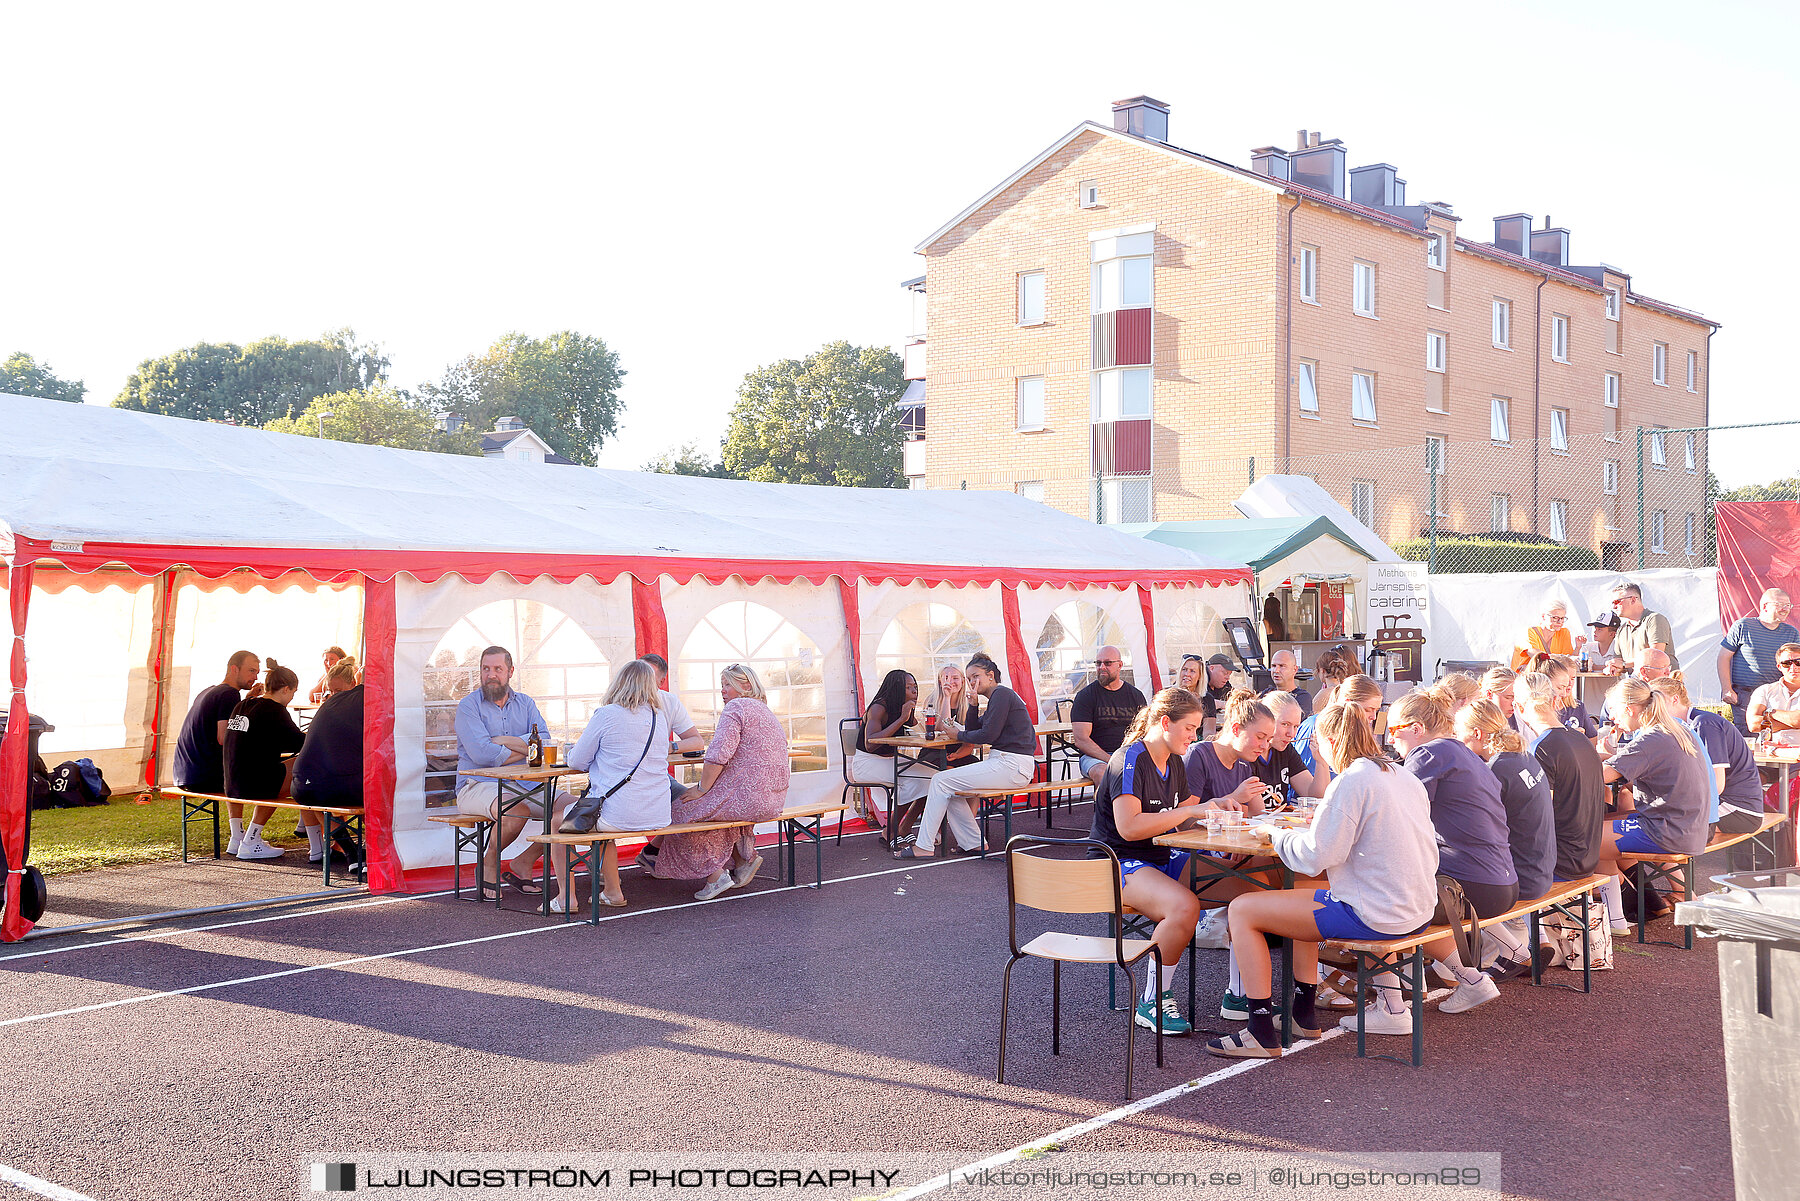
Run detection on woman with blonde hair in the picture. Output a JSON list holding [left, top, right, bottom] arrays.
[[1649, 676, 1765, 844], [1519, 602, 1586, 662], [1540, 656, 1596, 738], [653, 663, 791, 901], [560, 659, 673, 911], [1431, 672, 1480, 718], [1513, 671, 1607, 886], [1207, 702, 1438, 1058], [1456, 699, 1557, 978], [1478, 667, 1520, 730], [325, 655, 359, 694], [1595, 676, 1711, 923], [1296, 672, 1383, 780]]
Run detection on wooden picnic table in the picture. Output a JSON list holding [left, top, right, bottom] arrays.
[[462, 763, 585, 915], [1751, 741, 1800, 865]]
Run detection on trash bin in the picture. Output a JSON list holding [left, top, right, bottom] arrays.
[[1678, 871, 1800, 1201], [0, 711, 54, 765]]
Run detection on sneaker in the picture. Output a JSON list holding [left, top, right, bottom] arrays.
[[1134, 990, 1192, 1036], [1219, 991, 1249, 1021], [1438, 973, 1501, 1015], [695, 872, 735, 901], [730, 853, 764, 888], [226, 829, 243, 856], [1484, 956, 1532, 982], [1339, 1001, 1412, 1036], [234, 835, 285, 861]]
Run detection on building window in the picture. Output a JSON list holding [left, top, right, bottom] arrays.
[[1097, 475, 1151, 524], [1606, 286, 1621, 320], [1426, 331, 1447, 373], [900, 405, 925, 441], [1091, 367, 1151, 421], [1490, 494, 1511, 533], [1604, 460, 1619, 495], [1651, 427, 1668, 468], [1018, 271, 1046, 325], [1651, 510, 1667, 554], [1079, 180, 1100, 209], [1351, 372, 1377, 424], [1426, 232, 1446, 270], [1492, 299, 1511, 348], [1604, 372, 1620, 408], [1297, 360, 1320, 415], [1490, 396, 1511, 443], [1016, 376, 1045, 431], [1552, 315, 1569, 362], [1685, 512, 1697, 555], [1353, 261, 1377, 317], [1687, 350, 1698, 392], [1351, 480, 1375, 528], [1092, 256, 1152, 313], [1685, 433, 1697, 472], [1551, 407, 1569, 452], [1298, 245, 1318, 303], [1017, 481, 1045, 504], [1549, 500, 1569, 543], [908, 476, 925, 491], [1425, 436, 1447, 477], [1653, 342, 1668, 385]]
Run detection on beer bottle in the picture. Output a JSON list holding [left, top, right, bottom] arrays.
[[527, 723, 543, 768]]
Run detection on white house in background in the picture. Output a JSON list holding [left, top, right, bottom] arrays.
[[474, 415, 576, 465]]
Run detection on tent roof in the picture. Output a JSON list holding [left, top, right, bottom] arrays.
[[1115, 517, 1371, 574], [1233, 476, 1401, 563], [0, 394, 1247, 588]]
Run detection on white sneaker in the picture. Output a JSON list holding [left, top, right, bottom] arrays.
[[226, 829, 243, 855], [234, 835, 285, 861], [1438, 973, 1501, 1014], [730, 854, 764, 888], [695, 872, 735, 901], [1339, 1001, 1412, 1036]]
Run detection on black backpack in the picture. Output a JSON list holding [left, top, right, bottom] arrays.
[[27, 754, 54, 812], [47, 759, 110, 808]]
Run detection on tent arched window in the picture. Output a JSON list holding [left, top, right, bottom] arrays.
[[423, 600, 610, 800], [1158, 596, 1230, 681], [875, 603, 987, 701], [1035, 601, 1133, 718], [676, 602, 826, 772]]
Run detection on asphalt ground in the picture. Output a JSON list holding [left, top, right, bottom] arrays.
[[0, 801, 1739, 1201]]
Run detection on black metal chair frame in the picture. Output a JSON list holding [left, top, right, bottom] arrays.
[[998, 835, 1164, 1100], [839, 717, 896, 839]]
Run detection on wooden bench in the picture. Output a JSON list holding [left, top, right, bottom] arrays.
[[427, 813, 493, 902], [516, 801, 853, 923], [955, 779, 1095, 851], [152, 786, 364, 887], [1624, 811, 1789, 949], [1320, 873, 1611, 1068]]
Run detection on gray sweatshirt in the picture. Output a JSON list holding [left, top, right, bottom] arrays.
[[1269, 755, 1440, 936]]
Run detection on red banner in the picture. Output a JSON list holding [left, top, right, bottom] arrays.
[[1715, 502, 1800, 630]]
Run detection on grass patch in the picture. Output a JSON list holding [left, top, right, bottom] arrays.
[[28, 795, 308, 877]]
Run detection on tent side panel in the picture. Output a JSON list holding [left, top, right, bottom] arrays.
[[1137, 584, 1163, 693], [632, 577, 669, 662], [1000, 585, 1040, 748], [362, 576, 402, 892], [2, 561, 36, 940]]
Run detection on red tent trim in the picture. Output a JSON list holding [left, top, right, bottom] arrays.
[[360, 576, 402, 893], [2, 561, 36, 940], [1136, 583, 1163, 693], [630, 577, 670, 663]]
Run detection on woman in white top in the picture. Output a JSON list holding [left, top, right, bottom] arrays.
[[561, 660, 671, 912]]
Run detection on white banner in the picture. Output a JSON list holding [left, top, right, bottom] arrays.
[[1365, 563, 1431, 681]]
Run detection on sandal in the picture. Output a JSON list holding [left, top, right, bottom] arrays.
[[1205, 1029, 1282, 1060], [596, 891, 628, 908], [894, 846, 924, 859], [1317, 984, 1356, 1010], [500, 869, 543, 895]]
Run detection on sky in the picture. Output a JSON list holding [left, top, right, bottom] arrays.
[[3, 0, 1795, 485]]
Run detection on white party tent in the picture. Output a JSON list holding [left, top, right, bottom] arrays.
[[0, 395, 1251, 937]]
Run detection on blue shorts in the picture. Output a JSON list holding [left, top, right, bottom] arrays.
[[1309, 889, 1423, 941], [1080, 754, 1107, 778], [1611, 816, 1668, 856], [1120, 851, 1190, 882]]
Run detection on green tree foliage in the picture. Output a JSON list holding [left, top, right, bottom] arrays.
[[263, 386, 480, 455], [642, 440, 733, 478], [113, 329, 389, 426], [1, 352, 86, 403], [1718, 474, 1800, 502], [419, 332, 624, 467], [721, 342, 904, 488]]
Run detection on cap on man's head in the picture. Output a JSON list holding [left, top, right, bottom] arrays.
[[1589, 611, 1620, 629], [1206, 653, 1234, 669]]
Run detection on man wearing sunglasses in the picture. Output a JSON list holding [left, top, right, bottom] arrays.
[[1718, 589, 1796, 732], [1747, 643, 1800, 747], [1070, 645, 1147, 785], [1609, 581, 1678, 670]]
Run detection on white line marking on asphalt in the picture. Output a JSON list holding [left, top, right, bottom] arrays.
[[0, 1164, 98, 1201], [0, 855, 975, 1029], [888, 988, 1454, 1200]]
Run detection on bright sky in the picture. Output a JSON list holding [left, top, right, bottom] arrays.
[[3, 1, 1793, 485]]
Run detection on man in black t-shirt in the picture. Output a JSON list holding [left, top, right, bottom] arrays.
[[172, 651, 263, 853], [1070, 645, 1148, 784]]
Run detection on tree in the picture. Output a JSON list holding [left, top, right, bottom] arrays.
[[264, 386, 481, 456], [1, 352, 86, 403], [418, 331, 624, 467], [642, 440, 733, 478], [113, 329, 389, 426], [721, 342, 905, 488]]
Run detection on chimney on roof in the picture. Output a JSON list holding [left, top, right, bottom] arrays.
[[495, 416, 524, 432], [1111, 96, 1169, 143], [1295, 129, 1308, 150], [1493, 214, 1533, 257], [1349, 163, 1406, 208], [1251, 146, 1292, 180], [1290, 134, 1346, 198]]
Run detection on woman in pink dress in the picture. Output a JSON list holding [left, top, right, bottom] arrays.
[[652, 663, 791, 899]]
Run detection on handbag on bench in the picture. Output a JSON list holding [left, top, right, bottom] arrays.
[[560, 717, 657, 835]]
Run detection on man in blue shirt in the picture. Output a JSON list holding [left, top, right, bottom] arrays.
[[1718, 588, 1796, 732], [454, 645, 549, 889]]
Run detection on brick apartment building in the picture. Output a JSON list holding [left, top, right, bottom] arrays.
[[902, 97, 1719, 567]]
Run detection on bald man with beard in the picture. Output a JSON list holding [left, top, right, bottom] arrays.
[[1070, 644, 1148, 784]]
